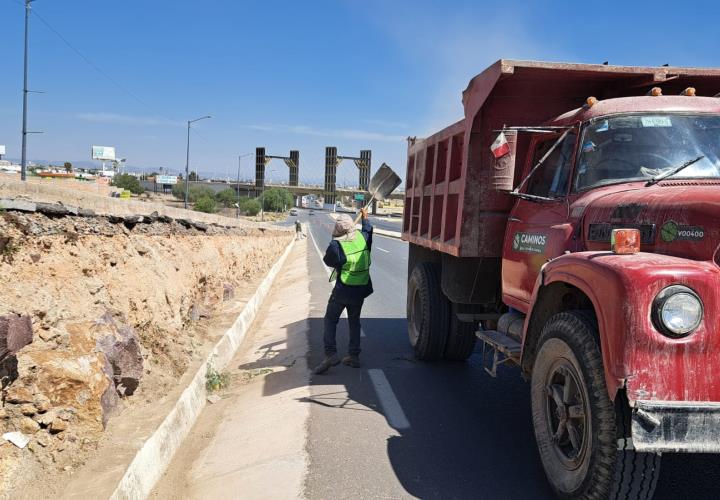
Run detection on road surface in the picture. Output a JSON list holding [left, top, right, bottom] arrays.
[[279, 209, 401, 232], [301, 210, 720, 499], [367, 214, 403, 233]]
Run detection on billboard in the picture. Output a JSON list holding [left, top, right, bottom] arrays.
[[156, 175, 178, 185], [91, 145, 116, 161], [0, 145, 5, 155]]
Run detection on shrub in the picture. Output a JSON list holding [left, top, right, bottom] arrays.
[[260, 188, 294, 212], [172, 183, 216, 202], [216, 188, 238, 208], [239, 198, 261, 216], [194, 195, 217, 213], [111, 173, 144, 194]]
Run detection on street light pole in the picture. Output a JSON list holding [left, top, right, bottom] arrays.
[[183, 115, 211, 209], [260, 174, 266, 221], [236, 155, 241, 217], [20, 0, 33, 181]]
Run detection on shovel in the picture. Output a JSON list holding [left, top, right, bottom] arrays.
[[354, 163, 402, 224]]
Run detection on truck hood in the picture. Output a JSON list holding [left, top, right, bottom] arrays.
[[580, 181, 720, 261]]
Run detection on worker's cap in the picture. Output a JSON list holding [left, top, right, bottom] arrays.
[[332, 214, 356, 240]]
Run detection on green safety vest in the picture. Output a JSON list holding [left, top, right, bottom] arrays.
[[337, 232, 371, 286]]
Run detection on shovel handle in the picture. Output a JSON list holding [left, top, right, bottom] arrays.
[[354, 194, 376, 225]]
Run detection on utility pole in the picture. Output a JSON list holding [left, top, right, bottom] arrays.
[[183, 115, 211, 209], [20, 0, 32, 181], [236, 155, 241, 217]]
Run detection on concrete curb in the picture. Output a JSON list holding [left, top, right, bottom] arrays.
[[108, 238, 296, 500]]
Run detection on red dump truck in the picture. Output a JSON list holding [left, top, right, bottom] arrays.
[[402, 60, 720, 499]]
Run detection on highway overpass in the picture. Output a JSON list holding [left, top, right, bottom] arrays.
[[141, 180, 404, 201]]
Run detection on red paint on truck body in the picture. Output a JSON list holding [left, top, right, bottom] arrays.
[[537, 252, 720, 402], [404, 60, 720, 406]]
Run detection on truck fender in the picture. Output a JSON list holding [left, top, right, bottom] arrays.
[[521, 250, 720, 403], [520, 252, 628, 400]]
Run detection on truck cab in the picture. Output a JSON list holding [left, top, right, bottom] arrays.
[[402, 60, 720, 500]]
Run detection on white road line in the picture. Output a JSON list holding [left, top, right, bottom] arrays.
[[375, 246, 389, 253], [309, 223, 366, 337], [368, 369, 410, 430]]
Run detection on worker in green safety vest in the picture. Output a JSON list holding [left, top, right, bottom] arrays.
[[314, 207, 373, 374]]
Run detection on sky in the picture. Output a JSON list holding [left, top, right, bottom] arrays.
[[1, 0, 720, 186]]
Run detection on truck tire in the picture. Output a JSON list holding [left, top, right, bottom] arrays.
[[407, 262, 448, 360], [531, 311, 660, 500], [444, 304, 477, 361]]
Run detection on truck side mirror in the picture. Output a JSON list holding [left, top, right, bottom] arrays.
[[491, 130, 518, 192]]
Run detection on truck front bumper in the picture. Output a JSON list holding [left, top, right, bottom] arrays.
[[632, 401, 720, 453]]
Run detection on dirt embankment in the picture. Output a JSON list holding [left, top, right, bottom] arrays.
[[0, 209, 291, 494]]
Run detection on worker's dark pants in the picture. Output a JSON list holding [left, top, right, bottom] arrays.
[[324, 296, 363, 356]]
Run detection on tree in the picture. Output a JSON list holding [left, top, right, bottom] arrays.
[[111, 173, 144, 194], [194, 195, 217, 213], [216, 188, 238, 208], [63, 162, 73, 173], [261, 188, 294, 212], [189, 171, 200, 181], [239, 198, 261, 216]]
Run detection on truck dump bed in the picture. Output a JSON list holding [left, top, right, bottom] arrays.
[[402, 59, 720, 258]]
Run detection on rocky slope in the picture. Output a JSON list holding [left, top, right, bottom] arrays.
[[0, 209, 291, 493]]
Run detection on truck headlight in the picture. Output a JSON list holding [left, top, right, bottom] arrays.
[[652, 285, 703, 337]]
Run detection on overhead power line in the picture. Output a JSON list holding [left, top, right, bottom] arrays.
[[25, 2, 218, 149], [29, 7, 182, 124]]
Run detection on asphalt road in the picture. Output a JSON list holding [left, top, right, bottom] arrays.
[[293, 209, 720, 499], [367, 214, 403, 233]]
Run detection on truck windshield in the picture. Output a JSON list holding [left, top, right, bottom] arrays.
[[574, 114, 720, 190]]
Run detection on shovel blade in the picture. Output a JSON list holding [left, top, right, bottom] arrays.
[[368, 163, 402, 201]]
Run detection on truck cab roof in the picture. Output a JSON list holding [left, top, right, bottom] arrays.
[[552, 96, 720, 126]]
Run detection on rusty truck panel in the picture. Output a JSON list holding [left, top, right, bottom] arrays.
[[402, 59, 720, 259]]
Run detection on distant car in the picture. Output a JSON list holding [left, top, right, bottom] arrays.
[[289, 208, 298, 216], [309, 210, 314, 216]]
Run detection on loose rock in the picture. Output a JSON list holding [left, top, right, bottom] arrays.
[[34, 394, 51, 413], [49, 418, 67, 434], [19, 404, 36, 416], [34, 431, 51, 448], [5, 386, 33, 404], [0, 314, 33, 361], [19, 416, 40, 434], [94, 314, 143, 397]]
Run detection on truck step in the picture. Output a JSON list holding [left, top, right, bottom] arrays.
[[476, 329, 521, 377]]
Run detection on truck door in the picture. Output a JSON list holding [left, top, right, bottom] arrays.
[[502, 132, 578, 306]]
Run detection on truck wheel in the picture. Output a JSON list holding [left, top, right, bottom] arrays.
[[407, 262, 448, 360], [531, 311, 660, 500], [444, 304, 477, 361]]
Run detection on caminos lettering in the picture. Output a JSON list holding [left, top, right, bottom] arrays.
[[512, 232, 548, 253]]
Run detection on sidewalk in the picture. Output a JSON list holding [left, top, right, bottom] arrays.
[[150, 243, 311, 499]]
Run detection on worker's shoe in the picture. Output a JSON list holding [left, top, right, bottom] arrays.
[[342, 355, 361, 368], [314, 354, 340, 375]]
